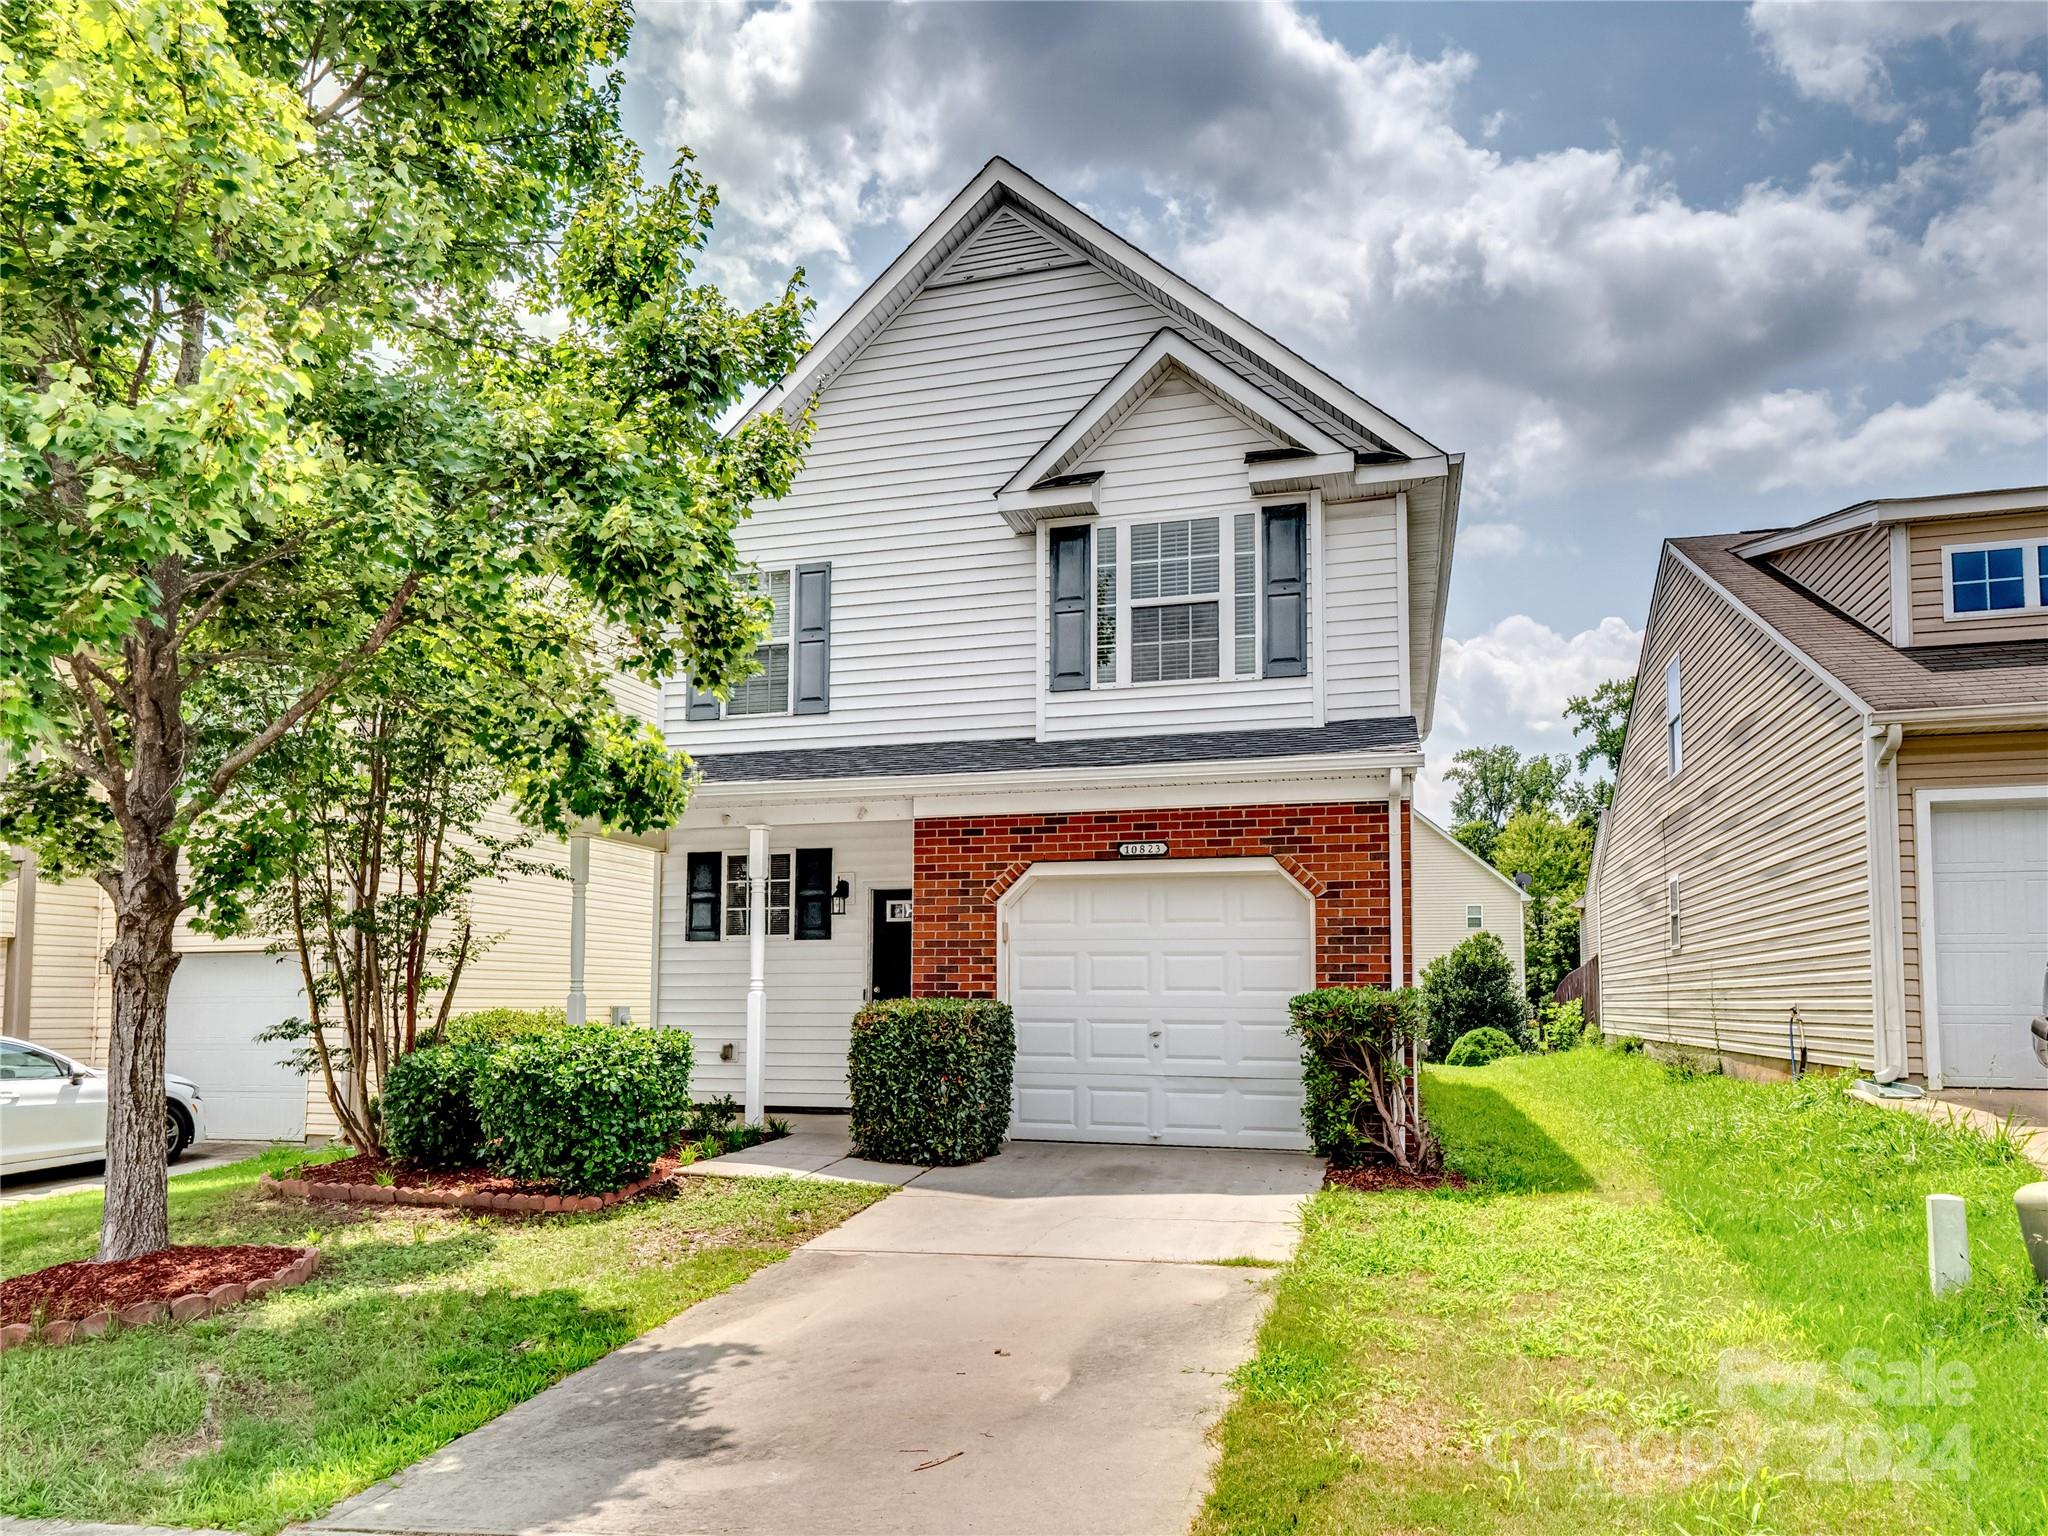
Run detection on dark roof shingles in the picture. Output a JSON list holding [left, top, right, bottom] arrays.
[[691, 716, 1420, 785]]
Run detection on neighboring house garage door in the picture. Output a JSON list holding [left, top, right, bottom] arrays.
[[1927, 797, 2048, 1090], [167, 951, 309, 1141], [1004, 863, 1311, 1149]]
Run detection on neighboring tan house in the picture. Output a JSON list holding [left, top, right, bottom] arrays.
[[1411, 812, 1529, 989], [1587, 486, 2048, 1089], [652, 157, 1471, 1150], [1, 674, 667, 1143]]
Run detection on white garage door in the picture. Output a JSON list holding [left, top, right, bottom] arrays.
[[1929, 798, 2048, 1090], [1005, 865, 1311, 1148], [167, 951, 309, 1141]]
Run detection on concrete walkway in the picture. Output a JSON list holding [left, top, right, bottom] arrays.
[[310, 1133, 1322, 1536]]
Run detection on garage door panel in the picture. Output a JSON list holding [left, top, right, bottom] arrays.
[[1930, 800, 2047, 1090], [166, 952, 309, 1142], [1006, 867, 1311, 1148]]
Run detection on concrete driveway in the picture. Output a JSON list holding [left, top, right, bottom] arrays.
[[0, 1142, 272, 1207], [310, 1129, 1321, 1536]]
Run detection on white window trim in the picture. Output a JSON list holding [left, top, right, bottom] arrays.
[[1666, 875, 1682, 953], [722, 849, 793, 938], [1939, 537, 2045, 623], [1912, 784, 2048, 1090], [1664, 653, 1683, 778], [1465, 903, 1484, 929], [1038, 493, 1322, 698], [721, 566, 798, 719]]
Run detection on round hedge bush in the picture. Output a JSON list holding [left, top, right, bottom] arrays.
[[848, 998, 1015, 1166], [381, 1043, 491, 1168], [1444, 1026, 1520, 1067], [474, 1026, 694, 1194]]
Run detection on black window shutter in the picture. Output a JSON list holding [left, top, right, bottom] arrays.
[[794, 848, 832, 941], [1261, 505, 1307, 678], [793, 563, 831, 715], [684, 852, 721, 941], [683, 680, 720, 722], [1047, 526, 1091, 692]]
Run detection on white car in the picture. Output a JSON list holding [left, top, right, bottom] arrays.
[[0, 1036, 205, 1176]]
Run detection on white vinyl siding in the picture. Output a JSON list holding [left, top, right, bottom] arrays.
[[1768, 526, 1894, 639], [1410, 814, 1526, 987], [659, 818, 912, 1107], [1593, 556, 1873, 1068], [1322, 498, 1402, 718]]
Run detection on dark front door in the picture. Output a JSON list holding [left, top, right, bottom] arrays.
[[871, 889, 913, 1001]]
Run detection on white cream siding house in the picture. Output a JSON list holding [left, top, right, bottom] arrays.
[[1411, 813, 1528, 988]]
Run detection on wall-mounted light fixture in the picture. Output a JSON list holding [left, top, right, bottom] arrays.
[[832, 878, 851, 916]]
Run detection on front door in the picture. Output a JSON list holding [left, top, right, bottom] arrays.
[[871, 889, 913, 1001]]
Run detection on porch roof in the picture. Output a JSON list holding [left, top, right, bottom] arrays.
[[687, 716, 1421, 786]]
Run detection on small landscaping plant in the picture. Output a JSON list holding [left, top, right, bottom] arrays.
[[1418, 930, 1530, 1059], [441, 1007, 568, 1047], [380, 1042, 491, 1168], [476, 1026, 695, 1194], [848, 997, 1015, 1166], [1444, 1025, 1519, 1066], [1532, 996, 1587, 1052], [680, 1095, 790, 1160], [1289, 986, 1438, 1171]]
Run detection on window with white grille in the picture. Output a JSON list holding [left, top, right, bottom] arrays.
[[726, 569, 793, 716], [724, 853, 792, 936], [1129, 518, 1221, 682]]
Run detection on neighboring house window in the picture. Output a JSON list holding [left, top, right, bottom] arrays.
[[1667, 877, 1682, 952], [1664, 654, 1682, 777], [726, 569, 793, 716], [1945, 542, 2033, 617], [1130, 517, 1222, 682], [2040, 545, 2048, 607], [1466, 903, 1484, 929], [724, 852, 792, 936]]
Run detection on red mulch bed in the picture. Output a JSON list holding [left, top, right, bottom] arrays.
[[285, 1150, 683, 1198], [1323, 1163, 1468, 1193], [0, 1245, 306, 1326]]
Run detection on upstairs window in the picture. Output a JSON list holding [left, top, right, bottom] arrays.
[[1465, 903, 1484, 929], [1945, 542, 2034, 617], [726, 570, 793, 716], [1130, 517, 1222, 682], [1664, 653, 1683, 777]]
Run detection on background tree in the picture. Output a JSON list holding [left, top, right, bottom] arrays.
[[1490, 809, 1594, 1005], [0, 0, 810, 1260], [1564, 676, 1635, 810], [1444, 745, 1580, 861]]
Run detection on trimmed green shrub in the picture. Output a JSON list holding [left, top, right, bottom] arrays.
[[475, 1025, 694, 1193], [380, 1043, 490, 1168], [1445, 1026, 1519, 1066], [442, 1007, 567, 1047], [1534, 998, 1588, 1052], [848, 998, 1015, 1166], [1419, 931, 1531, 1060], [1289, 986, 1438, 1171]]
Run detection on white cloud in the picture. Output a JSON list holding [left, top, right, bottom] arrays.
[[625, 2, 2045, 504], [1418, 615, 1645, 819], [1481, 109, 1508, 141], [1459, 521, 1530, 558], [1749, 1, 2043, 118]]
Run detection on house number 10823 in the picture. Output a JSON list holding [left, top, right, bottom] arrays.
[[1117, 841, 1169, 859]]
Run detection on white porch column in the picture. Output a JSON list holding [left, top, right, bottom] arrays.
[[744, 822, 769, 1123], [1386, 767, 1406, 988], [566, 833, 590, 1026]]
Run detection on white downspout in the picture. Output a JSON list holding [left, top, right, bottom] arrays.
[[566, 834, 590, 1026], [1869, 723, 1905, 1081], [744, 822, 769, 1124], [1388, 767, 1415, 1157], [646, 846, 663, 1030]]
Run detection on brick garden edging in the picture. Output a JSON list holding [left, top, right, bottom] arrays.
[[0, 1247, 317, 1353], [255, 1169, 668, 1214]]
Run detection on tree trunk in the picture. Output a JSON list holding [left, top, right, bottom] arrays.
[[97, 833, 183, 1261]]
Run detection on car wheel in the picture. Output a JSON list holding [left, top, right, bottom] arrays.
[[165, 1102, 194, 1164]]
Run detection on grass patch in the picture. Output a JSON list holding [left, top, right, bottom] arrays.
[[0, 1148, 882, 1533], [1198, 1049, 2047, 1536]]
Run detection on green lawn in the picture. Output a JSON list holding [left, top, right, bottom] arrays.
[[1199, 1049, 2048, 1536], [0, 1149, 883, 1533]]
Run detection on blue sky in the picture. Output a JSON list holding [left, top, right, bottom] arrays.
[[617, 1, 2048, 812]]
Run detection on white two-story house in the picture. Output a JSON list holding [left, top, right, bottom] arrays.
[[655, 158, 1474, 1150]]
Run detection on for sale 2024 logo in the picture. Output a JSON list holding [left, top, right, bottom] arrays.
[[1481, 1348, 1975, 1485]]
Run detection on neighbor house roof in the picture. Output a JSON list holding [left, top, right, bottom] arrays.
[[1732, 486, 2048, 559], [1670, 532, 2048, 717], [689, 716, 1421, 786]]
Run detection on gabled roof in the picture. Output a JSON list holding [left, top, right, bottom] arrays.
[[1734, 486, 2048, 559], [740, 157, 1442, 462], [1413, 811, 1532, 903], [992, 329, 1349, 529], [1668, 531, 2048, 718]]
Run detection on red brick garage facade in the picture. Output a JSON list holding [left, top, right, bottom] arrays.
[[911, 801, 1413, 996]]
